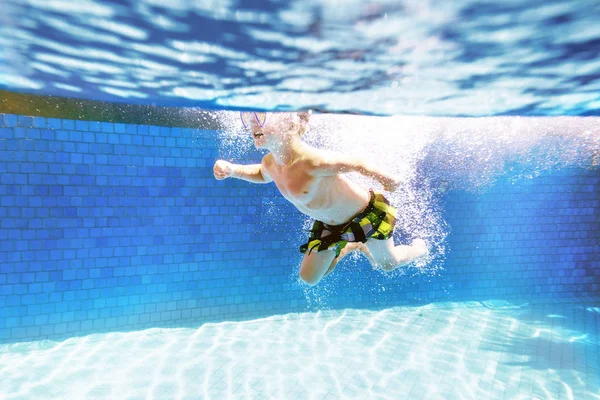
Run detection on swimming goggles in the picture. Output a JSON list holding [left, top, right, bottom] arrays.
[[240, 112, 267, 130]]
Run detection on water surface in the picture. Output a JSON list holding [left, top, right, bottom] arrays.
[[1, 0, 599, 116]]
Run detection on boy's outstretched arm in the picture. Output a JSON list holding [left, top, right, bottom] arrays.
[[213, 159, 273, 184], [310, 151, 401, 192]]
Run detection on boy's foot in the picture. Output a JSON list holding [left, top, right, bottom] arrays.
[[355, 242, 376, 265], [337, 242, 374, 263], [412, 239, 429, 259], [323, 242, 367, 278], [338, 242, 361, 259]]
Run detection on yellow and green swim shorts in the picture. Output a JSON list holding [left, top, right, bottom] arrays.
[[299, 190, 397, 258]]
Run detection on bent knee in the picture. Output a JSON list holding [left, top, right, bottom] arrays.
[[299, 270, 321, 286]]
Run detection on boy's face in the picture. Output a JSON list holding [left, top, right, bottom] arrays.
[[242, 112, 291, 149]]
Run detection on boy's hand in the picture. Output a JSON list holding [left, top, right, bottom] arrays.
[[382, 176, 401, 192], [213, 160, 234, 180]]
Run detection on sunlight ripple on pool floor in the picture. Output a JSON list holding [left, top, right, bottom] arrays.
[[0, 301, 598, 400]]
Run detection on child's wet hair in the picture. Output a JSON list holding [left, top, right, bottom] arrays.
[[297, 110, 311, 136], [298, 111, 311, 123]]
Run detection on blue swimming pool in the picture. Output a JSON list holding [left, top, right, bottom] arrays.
[[0, 111, 598, 398], [0, 1, 599, 399]]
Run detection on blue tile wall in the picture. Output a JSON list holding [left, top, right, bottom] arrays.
[[441, 170, 600, 301], [0, 113, 599, 344]]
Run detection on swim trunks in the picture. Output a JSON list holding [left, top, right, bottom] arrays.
[[299, 190, 397, 258]]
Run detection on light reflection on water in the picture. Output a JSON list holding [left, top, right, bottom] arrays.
[[1, 0, 600, 115], [1, 300, 598, 399]]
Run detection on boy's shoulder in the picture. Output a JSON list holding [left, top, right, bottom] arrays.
[[261, 153, 274, 166], [304, 147, 345, 165]]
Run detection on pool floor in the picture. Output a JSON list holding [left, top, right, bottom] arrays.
[[1, 299, 599, 400]]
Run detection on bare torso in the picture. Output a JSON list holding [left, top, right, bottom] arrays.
[[262, 151, 370, 225]]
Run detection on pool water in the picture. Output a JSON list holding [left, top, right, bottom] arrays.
[[2, 299, 598, 400], [1, 1, 599, 399], [2, 0, 600, 116]]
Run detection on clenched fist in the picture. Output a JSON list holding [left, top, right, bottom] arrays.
[[213, 160, 234, 180]]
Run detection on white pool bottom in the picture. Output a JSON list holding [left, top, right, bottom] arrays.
[[1, 300, 599, 400]]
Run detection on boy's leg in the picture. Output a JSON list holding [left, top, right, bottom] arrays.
[[299, 242, 370, 285], [365, 237, 428, 271], [299, 249, 337, 286]]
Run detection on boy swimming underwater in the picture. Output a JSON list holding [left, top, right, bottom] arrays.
[[213, 111, 428, 286]]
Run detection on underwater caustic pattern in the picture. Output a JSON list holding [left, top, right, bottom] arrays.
[[1, 0, 600, 116], [1, 301, 598, 399]]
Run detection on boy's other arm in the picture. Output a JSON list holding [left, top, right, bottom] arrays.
[[310, 151, 400, 192]]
